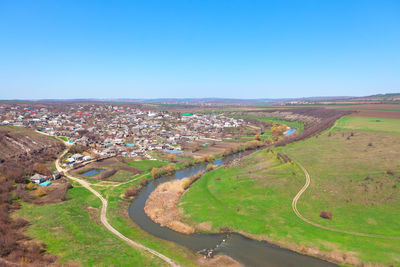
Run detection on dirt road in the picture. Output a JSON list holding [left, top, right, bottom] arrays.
[[292, 160, 400, 239], [55, 148, 180, 266]]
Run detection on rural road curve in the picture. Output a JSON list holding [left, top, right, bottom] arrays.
[[55, 148, 180, 267], [293, 160, 400, 240]]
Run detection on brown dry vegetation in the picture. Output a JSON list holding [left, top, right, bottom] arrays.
[[144, 178, 195, 234], [348, 110, 400, 119], [183, 140, 244, 158], [0, 126, 66, 265]]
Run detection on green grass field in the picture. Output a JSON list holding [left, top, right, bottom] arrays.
[[180, 116, 400, 265], [333, 116, 400, 134], [16, 159, 199, 267], [15, 185, 164, 266], [125, 159, 167, 171]]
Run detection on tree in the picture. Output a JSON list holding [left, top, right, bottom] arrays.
[[33, 163, 51, 176], [271, 123, 287, 140], [167, 154, 176, 162], [151, 168, 159, 178], [254, 134, 261, 141]]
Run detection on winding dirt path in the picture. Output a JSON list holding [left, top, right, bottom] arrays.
[[292, 160, 400, 240], [55, 147, 180, 266]]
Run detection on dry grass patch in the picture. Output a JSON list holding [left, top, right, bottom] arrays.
[[145, 178, 195, 234]]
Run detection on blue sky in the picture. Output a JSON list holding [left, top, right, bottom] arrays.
[[0, 0, 399, 99]]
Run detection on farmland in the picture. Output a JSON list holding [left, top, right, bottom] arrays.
[[179, 115, 400, 265]]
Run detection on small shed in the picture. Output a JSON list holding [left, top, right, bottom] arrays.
[[39, 181, 51, 187]]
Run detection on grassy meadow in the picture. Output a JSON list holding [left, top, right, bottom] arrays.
[[180, 116, 400, 265], [125, 159, 167, 171], [16, 160, 199, 267], [15, 184, 165, 266]]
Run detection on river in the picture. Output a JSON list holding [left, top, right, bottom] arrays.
[[128, 154, 336, 267]]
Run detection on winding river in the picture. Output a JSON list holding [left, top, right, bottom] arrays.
[[128, 154, 336, 267]]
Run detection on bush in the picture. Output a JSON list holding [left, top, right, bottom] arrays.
[[387, 169, 395, 176], [124, 185, 140, 198], [12, 218, 29, 229], [319, 211, 332, 220], [97, 169, 117, 180], [182, 179, 192, 190], [26, 182, 36, 191], [206, 163, 215, 171], [35, 188, 46, 197]]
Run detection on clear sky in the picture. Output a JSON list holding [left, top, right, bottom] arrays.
[[0, 0, 399, 99]]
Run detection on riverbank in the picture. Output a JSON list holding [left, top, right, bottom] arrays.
[[145, 178, 195, 234], [130, 151, 337, 267], [179, 117, 400, 266]]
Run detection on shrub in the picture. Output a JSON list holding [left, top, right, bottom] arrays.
[[387, 169, 395, 176], [319, 211, 332, 220], [206, 163, 215, 171], [167, 154, 176, 162], [12, 218, 29, 229], [35, 188, 46, 197], [26, 182, 36, 191], [97, 169, 117, 180], [124, 185, 140, 198], [182, 179, 192, 190]]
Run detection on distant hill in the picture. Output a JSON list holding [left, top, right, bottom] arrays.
[[1, 93, 399, 105]]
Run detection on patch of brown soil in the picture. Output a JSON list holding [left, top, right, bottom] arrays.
[[144, 178, 195, 234], [327, 104, 400, 110], [196, 254, 243, 267], [348, 110, 400, 119]]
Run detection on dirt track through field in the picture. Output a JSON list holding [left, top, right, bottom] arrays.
[[54, 146, 180, 266], [292, 160, 400, 240]]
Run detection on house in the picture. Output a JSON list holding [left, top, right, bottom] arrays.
[[83, 155, 92, 161], [52, 171, 61, 180], [72, 153, 83, 161], [30, 173, 47, 184]]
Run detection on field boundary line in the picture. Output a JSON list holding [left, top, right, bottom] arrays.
[[292, 160, 400, 240]]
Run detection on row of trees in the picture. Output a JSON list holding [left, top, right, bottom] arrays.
[[221, 140, 264, 157], [151, 165, 176, 179]]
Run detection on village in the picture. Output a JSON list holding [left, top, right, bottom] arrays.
[[0, 103, 247, 163]]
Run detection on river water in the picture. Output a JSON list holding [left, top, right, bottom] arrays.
[[128, 154, 336, 267]]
